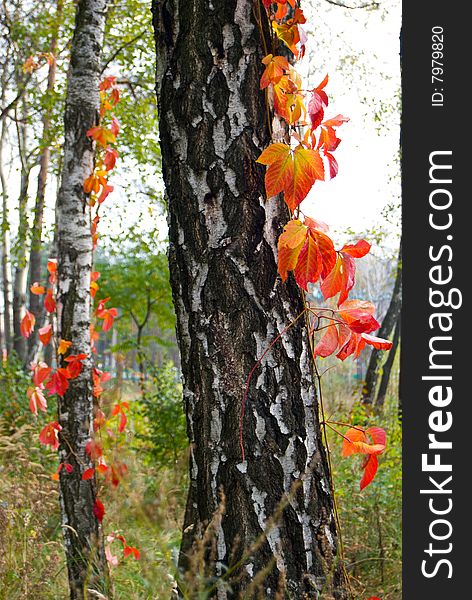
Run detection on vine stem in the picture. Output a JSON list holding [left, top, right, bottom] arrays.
[[239, 307, 307, 462], [302, 291, 354, 598]]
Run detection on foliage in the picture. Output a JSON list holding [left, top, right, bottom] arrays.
[[96, 242, 175, 355], [0, 355, 32, 427], [332, 398, 402, 600], [136, 361, 187, 469], [251, 2, 392, 494]]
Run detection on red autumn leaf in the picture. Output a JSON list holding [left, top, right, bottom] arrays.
[[257, 143, 292, 199], [341, 427, 386, 457], [308, 75, 329, 130], [45, 369, 70, 397], [38, 324, 52, 346], [32, 362, 52, 386], [86, 439, 103, 460], [107, 462, 128, 487], [98, 184, 114, 204], [94, 408, 107, 431], [99, 76, 116, 91], [260, 54, 290, 89], [341, 425, 386, 490], [27, 386, 47, 416], [84, 168, 108, 195], [272, 8, 307, 58], [360, 454, 379, 491], [111, 116, 120, 137], [20, 311, 35, 339], [123, 546, 140, 560], [277, 218, 336, 289], [64, 353, 87, 379], [96, 462, 108, 474], [64, 463, 73, 473], [340, 239, 371, 258], [312, 325, 339, 358], [39, 421, 61, 451], [110, 87, 120, 106], [82, 467, 95, 480], [44, 289, 56, 313], [360, 333, 393, 351], [30, 282, 45, 295], [294, 235, 322, 292], [97, 307, 118, 332], [93, 498, 105, 522], [103, 147, 119, 171], [112, 402, 129, 433], [321, 241, 370, 306], [322, 114, 350, 128]]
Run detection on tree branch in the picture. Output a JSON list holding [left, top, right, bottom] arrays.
[[323, 0, 379, 9]]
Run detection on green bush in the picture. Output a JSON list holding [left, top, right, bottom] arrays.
[[136, 361, 187, 469], [0, 356, 32, 429]]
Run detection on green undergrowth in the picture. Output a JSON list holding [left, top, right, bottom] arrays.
[[0, 358, 401, 599]]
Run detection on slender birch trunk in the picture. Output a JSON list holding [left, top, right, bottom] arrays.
[[0, 119, 13, 355], [12, 106, 31, 363], [27, 0, 64, 365], [55, 0, 111, 597], [154, 1, 348, 598]]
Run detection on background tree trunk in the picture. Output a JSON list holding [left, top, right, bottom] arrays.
[[361, 240, 402, 405], [375, 317, 400, 409], [154, 1, 348, 598], [55, 0, 111, 597], [0, 119, 13, 355], [27, 0, 64, 366], [12, 104, 31, 363]]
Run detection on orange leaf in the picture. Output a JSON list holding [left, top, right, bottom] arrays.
[[20, 311, 36, 339], [30, 282, 45, 295], [260, 54, 290, 89], [284, 145, 324, 211], [294, 235, 321, 291], [257, 143, 293, 199], [341, 426, 386, 457], [86, 126, 116, 148], [58, 339, 72, 355]]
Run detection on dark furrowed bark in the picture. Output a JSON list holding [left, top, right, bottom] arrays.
[[153, 1, 349, 598], [56, 0, 111, 598]]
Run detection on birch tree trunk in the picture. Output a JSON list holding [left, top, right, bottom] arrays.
[[0, 119, 13, 355], [153, 1, 348, 598], [27, 0, 64, 366], [55, 0, 111, 597], [12, 106, 31, 363]]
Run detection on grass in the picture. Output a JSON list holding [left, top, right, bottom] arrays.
[[0, 361, 401, 599]]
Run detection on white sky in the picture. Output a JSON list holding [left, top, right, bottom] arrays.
[[301, 0, 401, 242], [5, 0, 401, 252]]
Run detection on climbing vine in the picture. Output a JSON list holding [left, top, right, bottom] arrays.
[[20, 71, 139, 566]]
